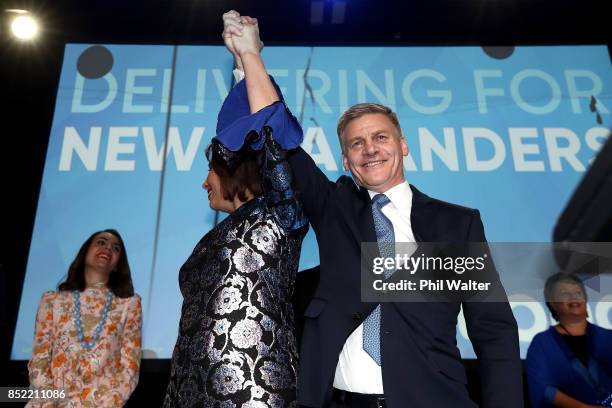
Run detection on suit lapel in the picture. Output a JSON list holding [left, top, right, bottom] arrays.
[[337, 181, 377, 245], [341, 182, 431, 244], [409, 184, 432, 242], [356, 186, 378, 244]]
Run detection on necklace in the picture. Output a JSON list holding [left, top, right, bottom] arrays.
[[558, 322, 586, 336], [73, 289, 113, 350]]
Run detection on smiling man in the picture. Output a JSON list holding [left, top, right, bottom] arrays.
[[221, 13, 522, 408], [287, 103, 523, 408], [340, 107, 408, 194]]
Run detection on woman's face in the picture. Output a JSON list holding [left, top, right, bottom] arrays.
[[84, 232, 122, 275], [551, 281, 587, 321], [203, 169, 234, 213]]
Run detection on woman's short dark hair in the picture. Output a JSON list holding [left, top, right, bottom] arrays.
[[206, 144, 262, 202], [544, 272, 587, 321], [58, 229, 134, 298]]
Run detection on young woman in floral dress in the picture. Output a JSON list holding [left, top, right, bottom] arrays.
[[27, 229, 142, 407]]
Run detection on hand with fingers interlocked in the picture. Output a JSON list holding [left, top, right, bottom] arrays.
[[222, 10, 264, 70]]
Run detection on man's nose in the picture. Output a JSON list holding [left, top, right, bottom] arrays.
[[363, 139, 378, 155]]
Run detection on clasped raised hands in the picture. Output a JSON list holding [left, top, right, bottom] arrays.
[[222, 10, 264, 69]]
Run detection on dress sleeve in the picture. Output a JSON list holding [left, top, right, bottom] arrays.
[[114, 295, 142, 406], [593, 325, 612, 374], [27, 292, 56, 390], [214, 73, 308, 231], [526, 332, 558, 408], [226, 73, 332, 229], [260, 124, 308, 231], [215, 76, 303, 152]]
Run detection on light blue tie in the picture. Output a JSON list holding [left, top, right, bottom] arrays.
[[363, 193, 395, 365]]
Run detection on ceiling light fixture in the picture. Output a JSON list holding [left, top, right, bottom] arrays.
[[5, 9, 39, 40]]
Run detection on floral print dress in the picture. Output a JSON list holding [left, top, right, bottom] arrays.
[[27, 284, 142, 407], [163, 128, 308, 408]]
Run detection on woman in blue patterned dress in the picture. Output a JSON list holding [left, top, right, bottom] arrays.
[[163, 12, 308, 408]]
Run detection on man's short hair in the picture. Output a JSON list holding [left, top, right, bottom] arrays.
[[336, 103, 402, 152]]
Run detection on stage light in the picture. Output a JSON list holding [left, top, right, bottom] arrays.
[[10, 14, 39, 40]]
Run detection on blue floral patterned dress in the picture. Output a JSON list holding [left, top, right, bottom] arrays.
[[164, 108, 308, 408]]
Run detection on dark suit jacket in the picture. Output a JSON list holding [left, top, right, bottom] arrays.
[[288, 148, 523, 408]]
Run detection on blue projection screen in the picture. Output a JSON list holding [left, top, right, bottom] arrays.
[[12, 44, 612, 360]]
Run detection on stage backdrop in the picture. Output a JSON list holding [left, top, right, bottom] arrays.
[[12, 44, 612, 360]]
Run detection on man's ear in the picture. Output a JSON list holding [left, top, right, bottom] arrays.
[[401, 136, 409, 157], [342, 154, 349, 171]]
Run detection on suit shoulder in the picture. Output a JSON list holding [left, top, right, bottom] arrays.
[[335, 174, 355, 186], [333, 175, 361, 193], [425, 194, 480, 217]]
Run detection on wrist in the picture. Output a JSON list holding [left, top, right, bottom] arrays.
[[238, 49, 259, 59]]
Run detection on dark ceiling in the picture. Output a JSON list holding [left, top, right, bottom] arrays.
[[1, 0, 611, 46]]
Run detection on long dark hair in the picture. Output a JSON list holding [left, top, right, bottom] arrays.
[[58, 229, 134, 298]]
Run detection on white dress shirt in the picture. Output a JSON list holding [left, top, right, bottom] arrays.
[[333, 181, 415, 394]]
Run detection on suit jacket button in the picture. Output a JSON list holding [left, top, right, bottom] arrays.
[[352, 312, 363, 322]]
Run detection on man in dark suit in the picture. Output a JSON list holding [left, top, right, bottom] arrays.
[[222, 12, 522, 408], [287, 103, 522, 408]]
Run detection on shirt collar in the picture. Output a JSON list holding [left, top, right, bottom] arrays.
[[367, 181, 412, 210]]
